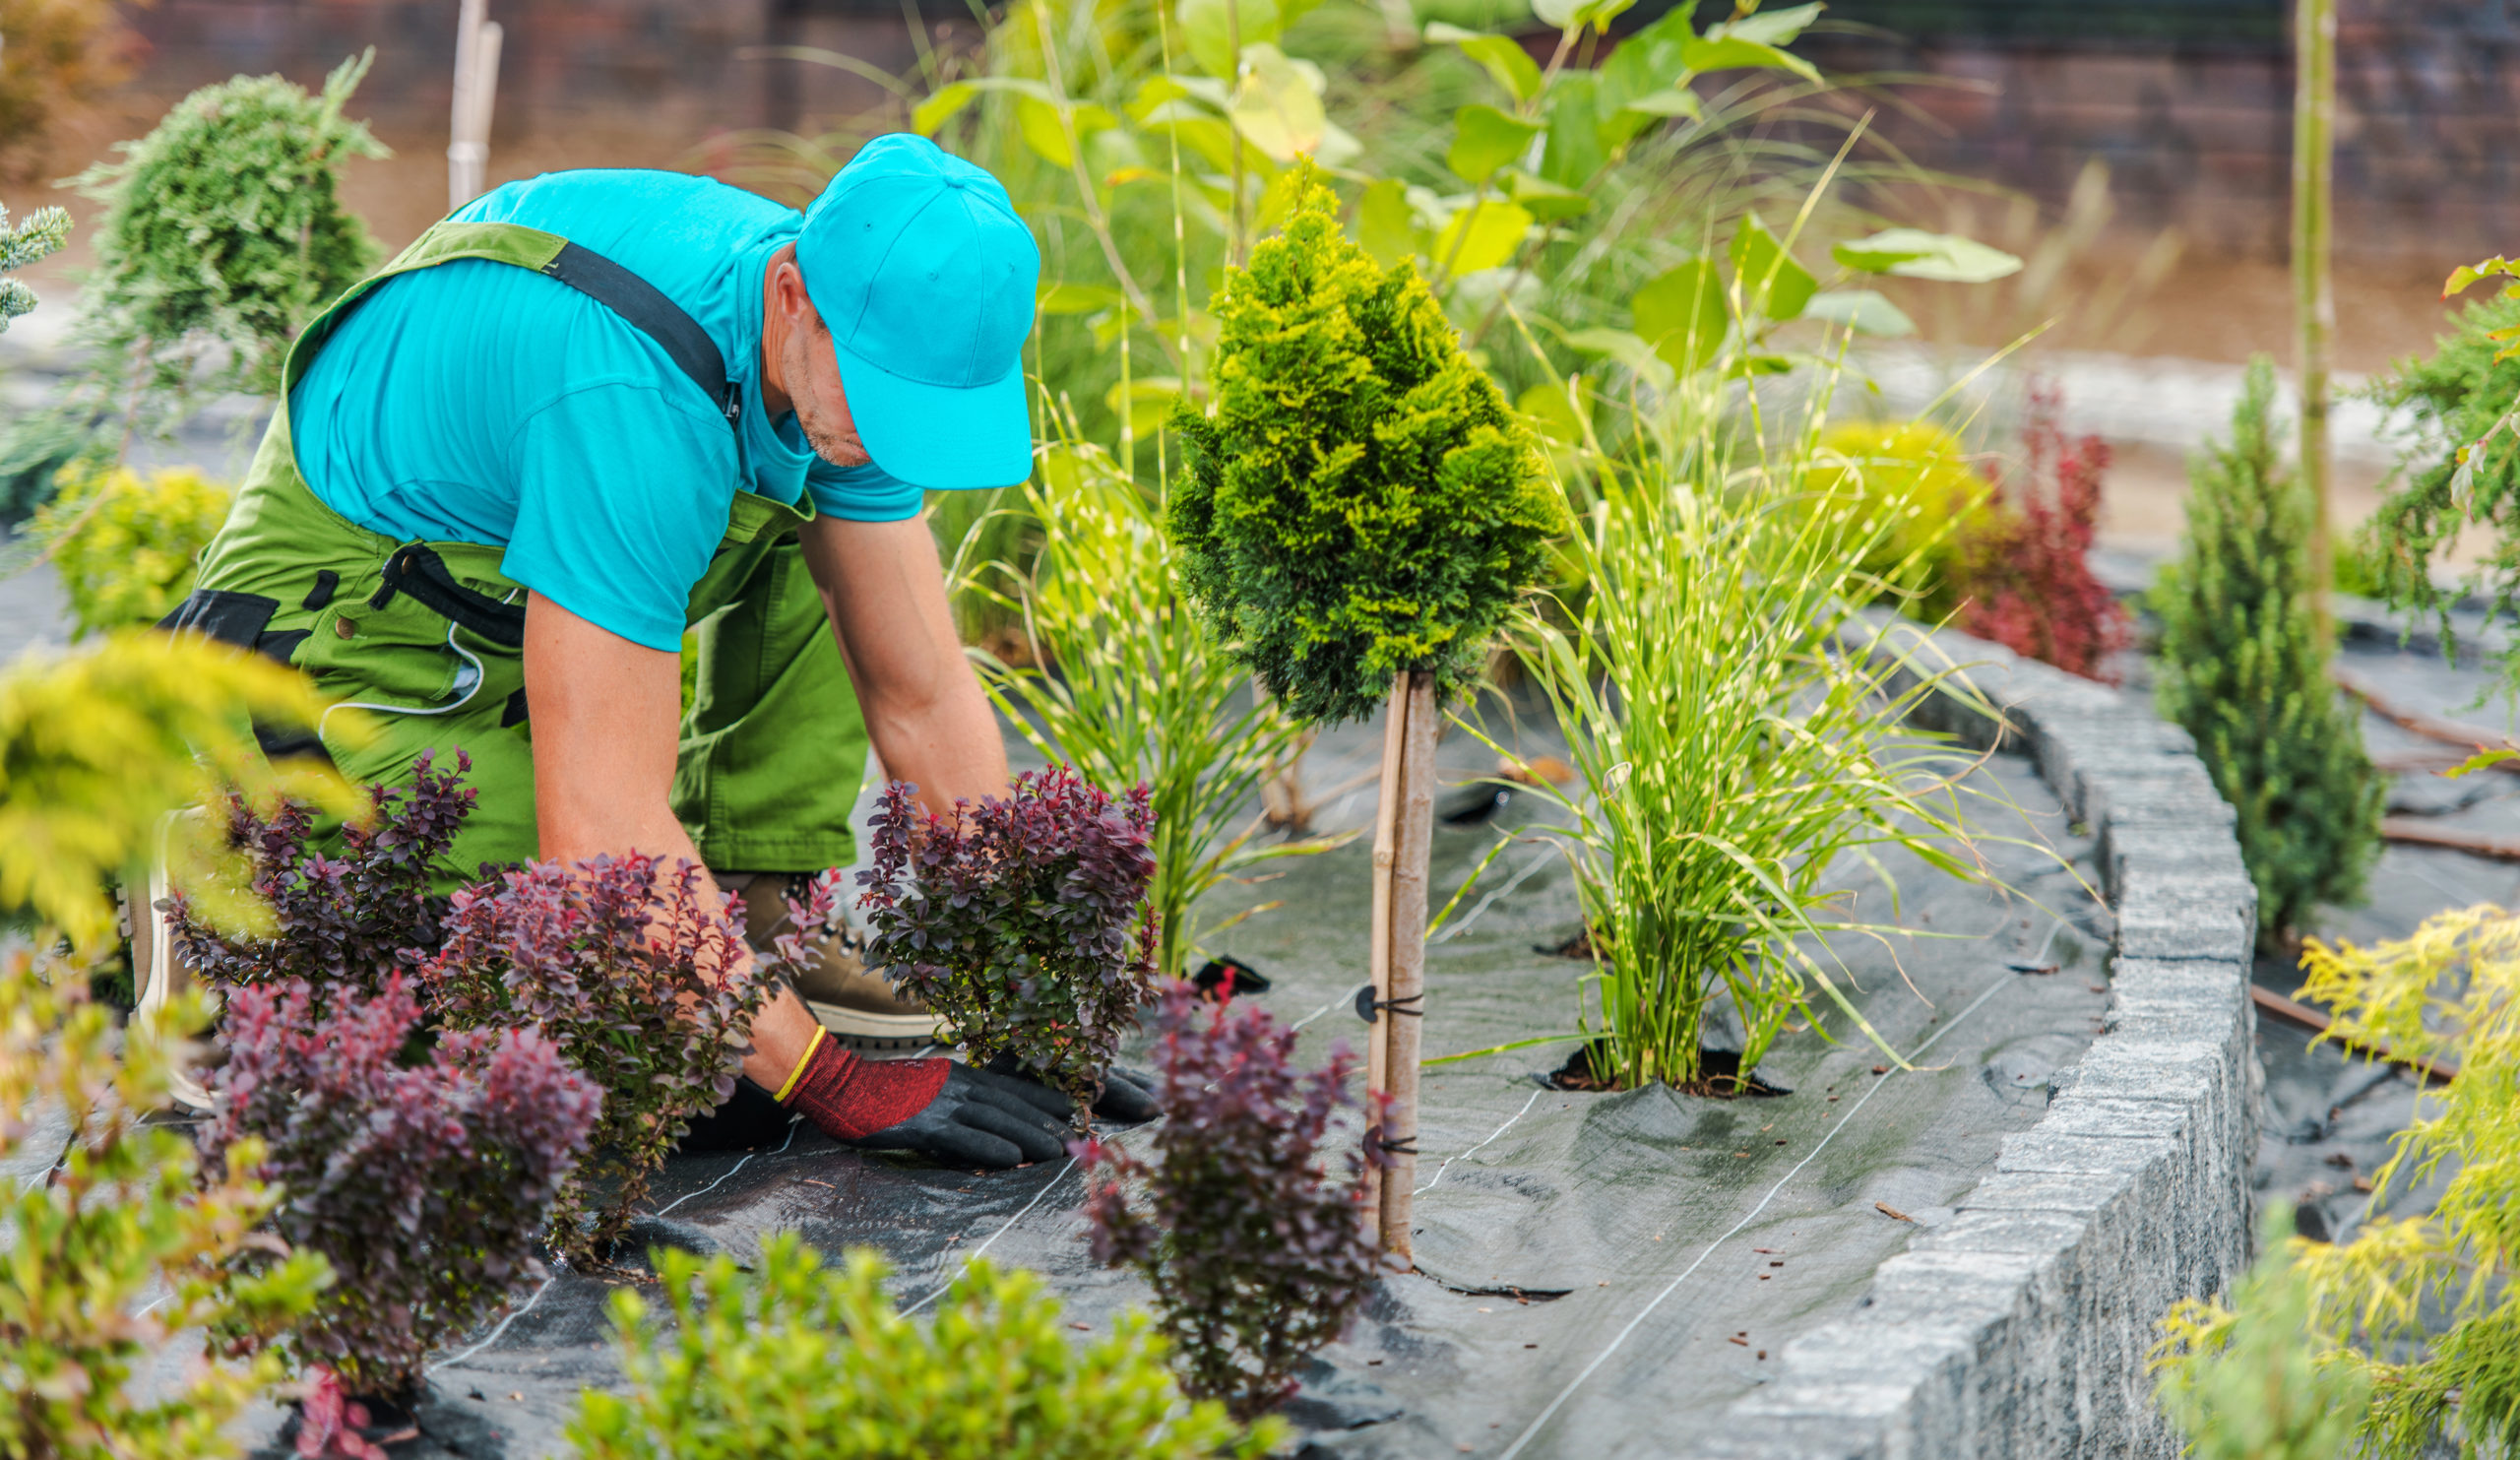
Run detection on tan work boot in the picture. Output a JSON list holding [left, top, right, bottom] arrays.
[[723, 872, 946, 1051]]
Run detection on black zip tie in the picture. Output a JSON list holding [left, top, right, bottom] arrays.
[[1374, 1133, 1419, 1156], [1353, 985, 1426, 1023]]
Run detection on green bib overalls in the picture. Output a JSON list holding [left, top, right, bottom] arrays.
[[172, 221, 872, 884]]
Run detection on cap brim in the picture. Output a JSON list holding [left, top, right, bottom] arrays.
[[828, 336, 1033, 490]]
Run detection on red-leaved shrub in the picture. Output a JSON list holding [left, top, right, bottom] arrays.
[[168, 749, 472, 997], [418, 853, 781, 1258], [857, 766, 1159, 1110], [1952, 385, 2133, 681], [1074, 984, 1384, 1420], [204, 974, 599, 1398]]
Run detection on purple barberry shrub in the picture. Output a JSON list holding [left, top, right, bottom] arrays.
[[204, 973, 599, 1398], [856, 766, 1159, 1110], [1074, 983, 1386, 1419], [166, 749, 474, 998], [417, 853, 779, 1258]]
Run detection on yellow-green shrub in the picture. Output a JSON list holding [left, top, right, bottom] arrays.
[[571, 1236, 1279, 1459], [28, 464, 233, 638], [1805, 420, 1994, 622], [0, 955, 329, 1460]]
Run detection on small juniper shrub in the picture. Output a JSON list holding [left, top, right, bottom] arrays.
[[166, 749, 473, 999], [570, 1235, 1281, 1460], [419, 853, 780, 1259], [1074, 983, 1386, 1420], [1950, 384, 2133, 681], [857, 766, 1159, 1111], [202, 972, 598, 1400]]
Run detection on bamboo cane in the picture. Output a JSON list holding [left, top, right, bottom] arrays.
[[1361, 671, 1409, 1226], [2293, 0, 2337, 632], [448, 1, 503, 211], [1378, 668, 1437, 1260]]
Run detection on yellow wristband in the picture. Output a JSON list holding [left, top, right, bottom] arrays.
[[773, 1025, 828, 1105]]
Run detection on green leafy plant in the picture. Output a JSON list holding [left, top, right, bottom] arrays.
[[0, 198, 70, 332], [2143, 903, 2520, 1457], [959, 433, 1327, 978], [0, 953, 328, 1460], [1804, 418, 1994, 622], [2150, 1207, 2373, 1460], [2367, 257, 2520, 686], [2153, 355, 2381, 945], [1169, 169, 1561, 725], [568, 1234, 1280, 1459], [27, 464, 234, 637]]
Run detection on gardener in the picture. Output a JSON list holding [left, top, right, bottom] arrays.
[[164, 135, 1142, 1169]]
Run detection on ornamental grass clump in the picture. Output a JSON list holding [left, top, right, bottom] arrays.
[[1505, 374, 1993, 1092], [1075, 984, 1384, 1420], [2154, 356, 2381, 945], [420, 853, 781, 1258], [1166, 169, 1561, 727], [203, 973, 599, 1399], [857, 765, 1159, 1109], [0, 955, 326, 1460], [2148, 902, 2520, 1456], [571, 1235, 1280, 1459]]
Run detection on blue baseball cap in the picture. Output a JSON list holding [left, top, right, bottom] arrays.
[[797, 134, 1040, 489]]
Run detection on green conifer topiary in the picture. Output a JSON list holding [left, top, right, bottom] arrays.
[[65, 51, 387, 406], [1167, 170, 1561, 725], [2154, 354, 2382, 943]]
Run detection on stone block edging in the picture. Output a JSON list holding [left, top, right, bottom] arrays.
[[1704, 616, 2260, 1459]]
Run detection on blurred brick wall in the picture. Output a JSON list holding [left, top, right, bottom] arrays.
[[1805, 0, 2520, 263], [96, 0, 2520, 264], [111, 0, 924, 141]]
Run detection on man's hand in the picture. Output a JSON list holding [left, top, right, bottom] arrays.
[[800, 514, 1008, 813]]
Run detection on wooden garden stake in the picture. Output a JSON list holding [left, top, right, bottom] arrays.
[[448, 0, 504, 211], [1362, 673, 1408, 1226], [1377, 668, 1438, 1259], [2293, 0, 2336, 628]]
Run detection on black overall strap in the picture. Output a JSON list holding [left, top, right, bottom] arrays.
[[538, 241, 743, 428]]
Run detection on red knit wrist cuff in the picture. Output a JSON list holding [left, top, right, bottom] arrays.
[[779, 1038, 950, 1141]]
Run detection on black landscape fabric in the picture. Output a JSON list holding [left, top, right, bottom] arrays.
[[236, 726, 2124, 1460]]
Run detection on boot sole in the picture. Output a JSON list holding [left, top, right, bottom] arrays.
[[804, 998, 948, 1052]]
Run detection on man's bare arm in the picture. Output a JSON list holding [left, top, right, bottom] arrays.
[[798, 513, 1009, 812], [523, 590, 820, 1088]]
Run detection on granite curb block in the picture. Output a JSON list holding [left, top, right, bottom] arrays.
[[1707, 617, 2263, 1459]]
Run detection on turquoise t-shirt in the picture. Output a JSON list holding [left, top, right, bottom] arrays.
[[288, 168, 925, 653]]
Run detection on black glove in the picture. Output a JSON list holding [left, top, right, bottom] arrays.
[[784, 1041, 1077, 1170], [984, 1053, 1162, 1124]]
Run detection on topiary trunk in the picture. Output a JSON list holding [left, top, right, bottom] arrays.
[[2154, 355, 2382, 946]]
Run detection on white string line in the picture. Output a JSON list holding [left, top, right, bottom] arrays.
[[899, 1154, 1080, 1317], [1431, 848, 1558, 946], [651, 1115, 803, 1219], [1416, 1087, 1545, 1196], [1494, 952, 2031, 1460], [430, 1273, 556, 1375], [1290, 991, 1351, 1033]]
